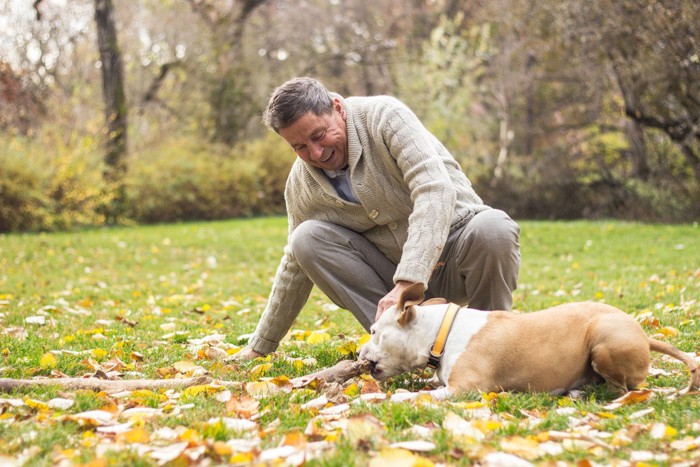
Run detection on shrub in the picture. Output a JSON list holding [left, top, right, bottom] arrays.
[[0, 131, 109, 233], [125, 132, 292, 224]]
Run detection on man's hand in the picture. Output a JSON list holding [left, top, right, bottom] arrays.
[[375, 280, 415, 322], [227, 346, 262, 362]]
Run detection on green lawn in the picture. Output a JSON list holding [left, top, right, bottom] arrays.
[[0, 218, 698, 465]]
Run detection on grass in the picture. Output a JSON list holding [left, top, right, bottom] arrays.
[[0, 218, 699, 465]]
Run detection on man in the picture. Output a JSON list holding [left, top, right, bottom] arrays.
[[234, 77, 520, 361]]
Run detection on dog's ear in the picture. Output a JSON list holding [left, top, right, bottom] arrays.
[[396, 283, 426, 310], [397, 305, 416, 327], [396, 283, 425, 327]]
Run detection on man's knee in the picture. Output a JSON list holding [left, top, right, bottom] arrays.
[[289, 220, 330, 263], [469, 209, 520, 251]]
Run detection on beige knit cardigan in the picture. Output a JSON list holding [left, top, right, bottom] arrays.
[[248, 94, 489, 354]]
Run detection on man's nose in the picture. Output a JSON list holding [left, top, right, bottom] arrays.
[[308, 141, 324, 161]]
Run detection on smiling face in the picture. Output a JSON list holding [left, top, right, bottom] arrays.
[[278, 98, 348, 171]]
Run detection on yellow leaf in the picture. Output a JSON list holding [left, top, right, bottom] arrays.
[[181, 384, 221, 399], [281, 430, 307, 448], [306, 331, 331, 345], [118, 427, 150, 444], [25, 398, 49, 410], [79, 457, 109, 467], [650, 423, 678, 439], [290, 330, 309, 341], [212, 441, 232, 456], [251, 363, 273, 379], [481, 392, 501, 403], [369, 448, 434, 467], [230, 452, 255, 464], [344, 383, 360, 397], [657, 326, 679, 337], [270, 375, 292, 389], [358, 334, 371, 347], [337, 341, 357, 355], [172, 360, 206, 375], [178, 428, 202, 443], [40, 352, 58, 369], [603, 389, 653, 410]]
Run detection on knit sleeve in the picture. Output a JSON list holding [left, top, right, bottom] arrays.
[[374, 98, 456, 287], [248, 168, 314, 354]]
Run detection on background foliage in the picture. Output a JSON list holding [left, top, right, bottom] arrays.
[[0, 0, 698, 232]]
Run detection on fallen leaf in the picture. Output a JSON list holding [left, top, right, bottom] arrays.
[[306, 331, 331, 345], [40, 352, 58, 369], [250, 362, 273, 379], [246, 381, 279, 398], [603, 389, 653, 410], [225, 394, 259, 418], [48, 398, 74, 410], [389, 440, 436, 452], [25, 315, 46, 325], [345, 414, 383, 447], [117, 427, 151, 444], [369, 448, 434, 467], [649, 423, 677, 439], [361, 379, 381, 394]]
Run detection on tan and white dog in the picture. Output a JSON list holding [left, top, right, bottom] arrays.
[[359, 283, 700, 396]]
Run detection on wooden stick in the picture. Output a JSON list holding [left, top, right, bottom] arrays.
[[0, 376, 213, 393], [0, 359, 371, 393], [291, 359, 372, 388]]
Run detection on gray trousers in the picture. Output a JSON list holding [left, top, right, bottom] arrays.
[[289, 209, 520, 331]]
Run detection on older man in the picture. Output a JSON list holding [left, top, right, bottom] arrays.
[[234, 77, 520, 361]]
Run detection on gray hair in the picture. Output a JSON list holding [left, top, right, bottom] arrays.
[[262, 77, 334, 132]]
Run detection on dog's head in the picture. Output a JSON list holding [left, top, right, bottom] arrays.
[[359, 283, 432, 380]]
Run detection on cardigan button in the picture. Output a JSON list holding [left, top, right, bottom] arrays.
[[388, 222, 398, 230], [369, 210, 379, 219]]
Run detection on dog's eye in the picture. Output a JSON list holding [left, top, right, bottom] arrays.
[[370, 329, 376, 335]]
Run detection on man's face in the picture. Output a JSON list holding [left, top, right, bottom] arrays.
[[278, 99, 348, 171]]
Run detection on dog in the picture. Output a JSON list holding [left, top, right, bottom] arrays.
[[359, 283, 700, 396]]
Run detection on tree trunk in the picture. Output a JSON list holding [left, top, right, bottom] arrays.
[[94, 0, 127, 187]]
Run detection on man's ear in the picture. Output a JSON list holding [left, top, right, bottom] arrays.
[[396, 283, 425, 327]]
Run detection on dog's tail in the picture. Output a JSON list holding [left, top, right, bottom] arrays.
[[649, 338, 700, 394]]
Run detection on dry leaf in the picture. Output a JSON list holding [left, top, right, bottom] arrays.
[[225, 393, 259, 418], [246, 381, 279, 398], [603, 389, 653, 410], [117, 427, 150, 444], [345, 414, 383, 447], [250, 362, 273, 379], [369, 448, 434, 467], [389, 440, 436, 452], [361, 379, 381, 394]]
